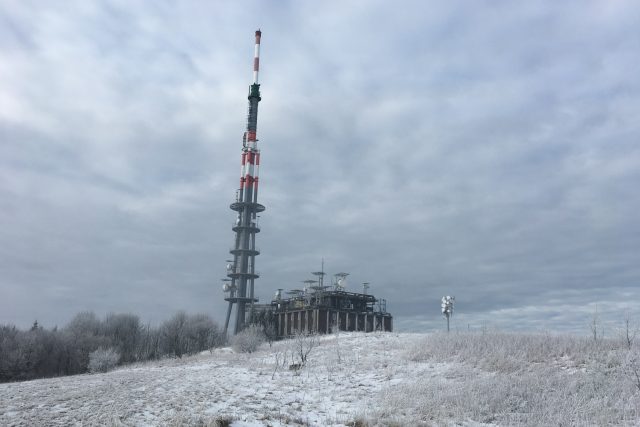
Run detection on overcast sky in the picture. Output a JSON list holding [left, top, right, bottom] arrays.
[[1, 1, 639, 334]]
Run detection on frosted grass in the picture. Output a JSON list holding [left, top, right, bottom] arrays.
[[1, 331, 639, 426]]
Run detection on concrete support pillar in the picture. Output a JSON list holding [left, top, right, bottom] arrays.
[[278, 313, 282, 336], [285, 313, 289, 336], [326, 310, 330, 333]]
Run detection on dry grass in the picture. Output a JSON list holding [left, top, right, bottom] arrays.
[[4, 331, 640, 426], [363, 331, 640, 426]]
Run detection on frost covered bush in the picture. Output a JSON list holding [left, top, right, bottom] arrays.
[[231, 325, 264, 353], [88, 347, 120, 373]]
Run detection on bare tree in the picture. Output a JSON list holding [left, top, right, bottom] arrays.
[[161, 311, 188, 358], [137, 323, 161, 361], [290, 330, 318, 370], [590, 306, 601, 344], [64, 311, 107, 373], [250, 309, 277, 347], [622, 317, 637, 350], [184, 314, 221, 354], [104, 313, 141, 363]]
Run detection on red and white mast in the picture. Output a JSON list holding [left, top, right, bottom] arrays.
[[224, 30, 265, 336], [253, 30, 261, 85]]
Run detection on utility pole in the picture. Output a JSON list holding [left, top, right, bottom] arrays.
[[441, 296, 455, 332]]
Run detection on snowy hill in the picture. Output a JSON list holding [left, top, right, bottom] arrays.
[[1, 331, 639, 426]]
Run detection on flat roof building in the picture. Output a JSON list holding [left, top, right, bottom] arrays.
[[252, 285, 392, 338]]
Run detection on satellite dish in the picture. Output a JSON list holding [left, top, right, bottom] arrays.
[[337, 278, 346, 289], [226, 263, 233, 271], [222, 283, 230, 292]]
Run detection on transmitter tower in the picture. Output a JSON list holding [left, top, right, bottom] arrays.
[[223, 30, 264, 336]]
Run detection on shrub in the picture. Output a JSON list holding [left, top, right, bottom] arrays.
[[291, 330, 318, 367], [231, 325, 264, 353], [88, 347, 120, 373]]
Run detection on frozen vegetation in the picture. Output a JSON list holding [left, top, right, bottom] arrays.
[[1, 330, 640, 426], [0, 312, 223, 382]]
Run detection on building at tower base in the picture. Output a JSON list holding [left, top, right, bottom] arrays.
[[252, 287, 393, 338]]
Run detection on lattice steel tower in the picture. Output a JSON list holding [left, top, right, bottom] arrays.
[[223, 30, 264, 336]]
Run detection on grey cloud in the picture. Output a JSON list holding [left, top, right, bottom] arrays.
[[0, 1, 638, 334]]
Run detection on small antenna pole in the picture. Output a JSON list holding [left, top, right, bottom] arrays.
[[441, 296, 455, 332]]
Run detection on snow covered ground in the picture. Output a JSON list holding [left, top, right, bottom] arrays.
[[1, 331, 638, 426], [0, 332, 451, 426]]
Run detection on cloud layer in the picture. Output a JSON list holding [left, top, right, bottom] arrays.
[[1, 1, 639, 334]]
